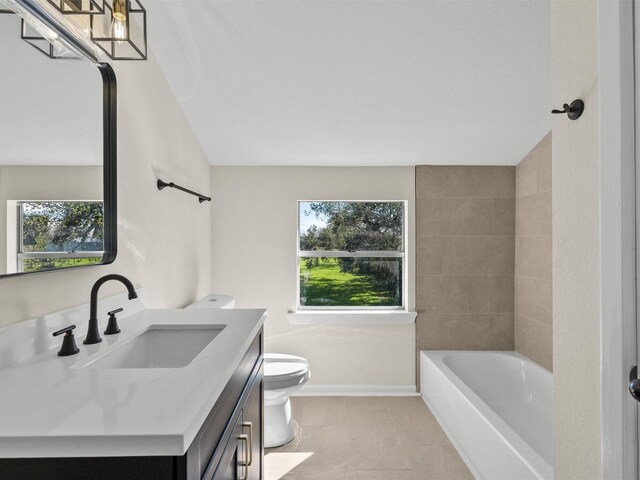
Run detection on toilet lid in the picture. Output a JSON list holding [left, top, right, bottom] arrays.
[[264, 353, 309, 381]]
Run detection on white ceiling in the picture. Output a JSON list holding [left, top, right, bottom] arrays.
[[150, 0, 550, 166]]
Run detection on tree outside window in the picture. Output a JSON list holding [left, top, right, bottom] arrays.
[[18, 201, 104, 273], [298, 201, 405, 308]]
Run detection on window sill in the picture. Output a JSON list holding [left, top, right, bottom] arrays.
[[288, 310, 417, 326]]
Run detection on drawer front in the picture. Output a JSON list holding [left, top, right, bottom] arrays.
[[242, 369, 263, 480], [206, 415, 246, 480], [186, 332, 262, 478]]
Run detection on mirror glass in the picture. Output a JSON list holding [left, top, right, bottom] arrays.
[[0, 12, 111, 276]]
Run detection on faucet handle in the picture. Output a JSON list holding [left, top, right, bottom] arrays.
[[104, 308, 123, 335], [52, 325, 80, 357], [53, 325, 76, 337]]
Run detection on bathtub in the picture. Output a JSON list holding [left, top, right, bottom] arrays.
[[420, 351, 553, 480]]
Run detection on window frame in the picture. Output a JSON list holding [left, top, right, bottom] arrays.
[[16, 200, 105, 273], [296, 200, 407, 311]]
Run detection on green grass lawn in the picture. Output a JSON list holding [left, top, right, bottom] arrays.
[[300, 258, 400, 307], [23, 256, 102, 273]]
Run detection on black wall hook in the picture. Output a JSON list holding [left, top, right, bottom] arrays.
[[552, 99, 584, 120]]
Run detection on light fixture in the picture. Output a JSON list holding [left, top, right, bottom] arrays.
[[20, 19, 78, 59], [47, 0, 104, 15], [90, 0, 146, 60], [0, 0, 14, 14], [5, 0, 147, 61], [110, 0, 126, 39]]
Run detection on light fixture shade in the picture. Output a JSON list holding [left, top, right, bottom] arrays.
[[90, 0, 146, 60], [47, 0, 105, 15], [20, 19, 79, 59], [0, 0, 14, 14]]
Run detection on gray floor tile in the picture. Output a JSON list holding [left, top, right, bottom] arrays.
[[266, 396, 472, 480]]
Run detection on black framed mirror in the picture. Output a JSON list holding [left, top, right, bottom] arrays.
[[0, 8, 116, 277]]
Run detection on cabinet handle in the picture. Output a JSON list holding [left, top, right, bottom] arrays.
[[242, 422, 253, 466], [238, 434, 249, 480]]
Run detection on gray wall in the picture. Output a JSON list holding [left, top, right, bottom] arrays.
[[515, 132, 552, 370]]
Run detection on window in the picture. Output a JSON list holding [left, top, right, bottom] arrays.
[[298, 201, 405, 309], [17, 201, 104, 273]]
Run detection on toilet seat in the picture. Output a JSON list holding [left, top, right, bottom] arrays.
[[264, 353, 310, 391]]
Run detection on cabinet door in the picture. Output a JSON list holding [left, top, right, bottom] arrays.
[[243, 374, 263, 480], [209, 416, 249, 480]]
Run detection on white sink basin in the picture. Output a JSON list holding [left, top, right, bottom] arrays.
[[83, 324, 225, 369]]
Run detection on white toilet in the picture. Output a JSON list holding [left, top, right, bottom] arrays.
[[264, 353, 311, 448], [185, 295, 310, 448]]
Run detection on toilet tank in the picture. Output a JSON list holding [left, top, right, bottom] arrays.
[[185, 294, 235, 309]]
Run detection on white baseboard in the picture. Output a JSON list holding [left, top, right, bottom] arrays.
[[292, 384, 418, 397]]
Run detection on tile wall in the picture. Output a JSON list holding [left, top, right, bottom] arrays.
[[416, 166, 516, 357], [515, 132, 553, 370], [415, 134, 553, 375]]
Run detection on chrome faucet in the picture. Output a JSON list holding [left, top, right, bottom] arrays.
[[84, 274, 138, 345]]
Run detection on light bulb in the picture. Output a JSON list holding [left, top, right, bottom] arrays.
[[111, 17, 126, 40], [111, 0, 128, 40]]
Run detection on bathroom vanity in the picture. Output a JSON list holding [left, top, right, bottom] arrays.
[[0, 308, 265, 480]]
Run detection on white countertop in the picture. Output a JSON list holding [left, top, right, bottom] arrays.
[[0, 308, 266, 458]]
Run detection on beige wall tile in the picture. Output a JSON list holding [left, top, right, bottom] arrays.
[[493, 198, 516, 235], [416, 165, 516, 359], [515, 315, 553, 370], [417, 236, 514, 275], [516, 191, 552, 236], [416, 312, 514, 351], [467, 166, 516, 198], [442, 236, 515, 275], [416, 166, 515, 198], [515, 274, 552, 325], [416, 166, 468, 198], [467, 275, 514, 313], [417, 275, 512, 315], [513, 132, 552, 369], [417, 313, 495, 350], [535, 131, 552, 152], [493, 314, 516, 350], [516, 132, 552, 198], [416, 275, 469, 314], [515, 235, 552, 280], [416, 237, 445, 275], [516, 154, 538, 198], [537, 143, 552, 193], [417, 197, 495, 236]]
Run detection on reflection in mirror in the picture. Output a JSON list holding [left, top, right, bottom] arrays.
[[0, 12, 106, 276], [17, 201, 103, 273]]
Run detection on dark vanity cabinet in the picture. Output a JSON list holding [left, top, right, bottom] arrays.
[[0, 330, 264, 480], [197, 334, 264, 480], [208, 379, 262, 480]]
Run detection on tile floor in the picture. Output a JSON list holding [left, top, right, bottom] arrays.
[[265, 396, 473, 480]]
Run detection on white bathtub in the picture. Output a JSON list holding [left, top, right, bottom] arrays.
[[420, 351, 553, 480]]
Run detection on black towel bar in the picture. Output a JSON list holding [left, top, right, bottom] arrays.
[[157, 179, 211, 203]]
